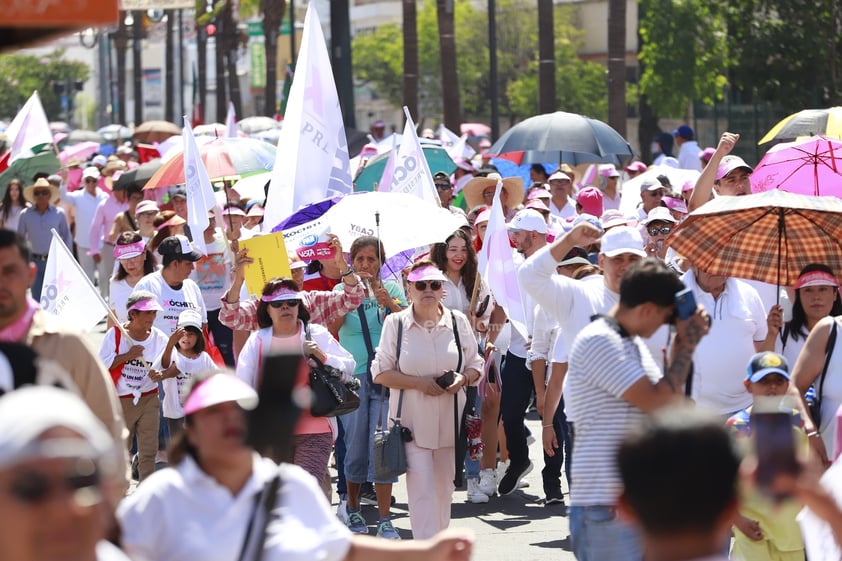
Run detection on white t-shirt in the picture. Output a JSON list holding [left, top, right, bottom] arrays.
[[134, 270, 207, 335], [109, 277, 139, 323], [99, 326, 169, 401], [117, 455, 352, 561], [157, 350, 217, 419], [190, 231, 231, 312]]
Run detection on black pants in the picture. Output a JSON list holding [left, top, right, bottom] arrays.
[[500, 352, 534, 468], [207, 308, 235, 366], [542, 396, 572, 492]]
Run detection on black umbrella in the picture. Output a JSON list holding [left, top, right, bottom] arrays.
[[489, 111, 635, 166], [113, 159, 162, 191]]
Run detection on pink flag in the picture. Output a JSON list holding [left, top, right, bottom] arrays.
[[477, 179, 528, 338], [4, 91, 53, 167]]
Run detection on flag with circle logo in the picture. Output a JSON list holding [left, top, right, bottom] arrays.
[[182, 116, 217, 255]]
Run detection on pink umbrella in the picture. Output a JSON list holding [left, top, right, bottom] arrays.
[[59, 141, 101, 165], [751, 135, 842, 197]]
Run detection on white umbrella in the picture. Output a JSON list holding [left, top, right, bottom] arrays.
[[231, 172, 271, 201], [321, 192, 466, 258], [620, 165, 700, 216]]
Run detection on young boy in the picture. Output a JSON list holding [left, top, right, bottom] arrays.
[[726, 351, 808, 561]]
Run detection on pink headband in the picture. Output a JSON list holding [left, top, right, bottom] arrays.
[[794, 271, 839, 290], [114, 241, 146, 260], [407, 265, 447, 283], [260, 287, 304, 302]]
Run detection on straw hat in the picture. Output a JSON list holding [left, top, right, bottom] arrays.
[[23, 177, 60, 205], [462, 173, 525, 210]]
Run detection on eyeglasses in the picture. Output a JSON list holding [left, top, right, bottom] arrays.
[[435, 183, 451, 190], [33, 190, 51, 197], [646, 190, 665, 197], [269, 299, 301, 308], [8, 461, 100, 505], [413, 280, 443, 291], [647, 226, 673, 236]]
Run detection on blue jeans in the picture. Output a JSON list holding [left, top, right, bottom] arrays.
[[569, 505, 642, 561], [500, 352, 534, 468], [542, 396, 571, 492], [32, 258, 47, 303], [342, 375, 397, 484]]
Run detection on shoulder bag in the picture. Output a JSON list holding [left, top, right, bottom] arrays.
[[373, 318, 409, 480], [304, 323, 360, 417]]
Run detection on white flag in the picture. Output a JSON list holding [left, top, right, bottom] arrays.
[[40, 230, 109, 331], [377, 135, 398, 192], [4, 91, 54, 165], [477, 180, 528, 339], [377, 107, 440, 206], [225, 101, 238, 138], [263, 1, 352, 231], [182, 117, 216, 255]]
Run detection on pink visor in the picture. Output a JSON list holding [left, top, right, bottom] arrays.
[[127, 297, 163, 313], [407, 265, 447, 283], [182, 373, 259, 416], [114, 241, 146, 260], [794, 271, 839, 289], [160, 214, 187, 228], [261, 287, 304, 302]]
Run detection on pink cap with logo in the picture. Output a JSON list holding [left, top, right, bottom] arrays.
[[114, 241, 146, 260]]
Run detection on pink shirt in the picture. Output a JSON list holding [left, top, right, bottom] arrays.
[[89, 195, 129, 252], [0, 297, 39, 342]]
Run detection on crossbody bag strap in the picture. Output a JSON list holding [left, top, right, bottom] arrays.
[[236, 468, 283, 561], [817, 318, 838, 405], [377, 317, 404, 431], [451, 310, 463, 373], [356, 304, 377, 388]]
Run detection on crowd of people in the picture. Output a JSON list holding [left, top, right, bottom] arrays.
[[4, 123, 842, 561]]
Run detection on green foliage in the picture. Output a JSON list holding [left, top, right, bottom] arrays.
[[0, 51, 89, 121], [352, 0, 607, 120], [638, 0, 729, 117]]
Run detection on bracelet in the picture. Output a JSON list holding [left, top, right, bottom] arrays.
[[340, 267, 355, 277], [542, 424, 554, 429], [807, 431, 819, 438]]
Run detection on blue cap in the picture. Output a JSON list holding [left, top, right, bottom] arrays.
[[673, 125, 694, 140], [746, 352, 790, 383]]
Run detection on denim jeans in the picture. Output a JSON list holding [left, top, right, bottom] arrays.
[[500, 352, 534, 468], [569, 505, 642, 561]]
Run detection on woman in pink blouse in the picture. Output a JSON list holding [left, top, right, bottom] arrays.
[[371, 261, 484, 539]]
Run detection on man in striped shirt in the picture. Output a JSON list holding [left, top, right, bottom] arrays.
[[564, 258, 708, 560]]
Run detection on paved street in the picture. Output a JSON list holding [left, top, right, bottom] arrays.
[[86, 323, 575, 560]]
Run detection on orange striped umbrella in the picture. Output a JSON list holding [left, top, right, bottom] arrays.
[[667, 190, 842, 286]]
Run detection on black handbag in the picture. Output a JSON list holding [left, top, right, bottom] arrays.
[[807, 318, 838, 426], [304, 324, 360, 417], [373, 319, 409, 480]]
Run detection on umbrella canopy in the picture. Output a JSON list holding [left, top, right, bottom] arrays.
[[750, 136, 842, 197], [134, 120, 181, 144], [489, 111, 635, 166], [666, 190, 842, 287], [354, 145, 457, 192], [67, 129, 104, 144], [49, 121, 70, 133], [143, 137, 276, 190], [759, 107, 842, 144], [59, 141, 100, 165], [97, 124, 133, 142], [237, 116, 280, 135], [230, 171, 271, 202], [320, 192, 467, 258], [113, 159, 162, 191], [0, 152, 61, 199]]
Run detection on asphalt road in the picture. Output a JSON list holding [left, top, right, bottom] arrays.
[[86, 323, 575, 560]]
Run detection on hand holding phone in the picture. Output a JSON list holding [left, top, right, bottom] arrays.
[[753, 411, 800, 502], [674, 288, 697, 321], [435, 370, 456, 389]]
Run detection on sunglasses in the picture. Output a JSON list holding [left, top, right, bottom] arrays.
[[9, 461, 100, 505], [646, 190, 665, 197], [647, 226, 672, 236], [33, 190, 52, 197], [413, 280, 443, 291], [435, 183, 451, 190], [269, 299, 301, 308], [84, 178, 98, 183]]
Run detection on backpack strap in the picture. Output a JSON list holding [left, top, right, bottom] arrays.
[[109, 328, 125, 385]]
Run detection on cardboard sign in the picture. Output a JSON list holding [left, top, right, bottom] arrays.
[[239, 232, 291, 297]]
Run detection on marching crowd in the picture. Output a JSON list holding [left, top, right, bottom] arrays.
[[4, 124, 842, 561]]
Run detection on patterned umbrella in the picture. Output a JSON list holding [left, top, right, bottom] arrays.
[[666, 190, 842, 287], [142, 137, 276, 190], [759, 107, 842, 144], [751, 136, 842, 197]]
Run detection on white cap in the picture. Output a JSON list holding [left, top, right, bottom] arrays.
[[600, 226, 646, 258], [642, 206, 678, 225], [506, 209, 548, 234], [82, 166, 101, 180], [177, 309, 203, 330], [91, 155, 107, 167]]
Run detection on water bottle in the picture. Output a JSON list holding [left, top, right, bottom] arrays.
[[779, 288, 793, 323]]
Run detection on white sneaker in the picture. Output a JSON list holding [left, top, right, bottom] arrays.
[[337, 496, 348, 523], [467, 478, 490, 504], [478, 468, 498, 496]]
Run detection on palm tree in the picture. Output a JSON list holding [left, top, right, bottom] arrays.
[[132, 10, 144, 125], [607, 0, 627, 136], [165, 10, 175, 122], [222, 0, 242, 118], [112, 13, 129, 125], [537, 0, 555, 113], [437, 0, 460, 130], [403, 0, 418, 117], [262, 0, 287, 116]]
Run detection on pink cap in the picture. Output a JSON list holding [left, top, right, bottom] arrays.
[[182, 373, 259, 416], [527, 188, 551, 201], [114, 241, 146, 260], [222, 206, 247, 217], [699, 147, 716, 163], [525, 199, 550, 212], [794, 271, 839, 290], [246, 205, 264, 217], [407, 265, 447, 283], [126, 295, 163, 313], [663, 196, 689, 214], [716, 155, 753, 180], [261, 287, 304, 302], [599, 165, 620, 178], [624, 161, 648, 173], [576, 187, 604, 217]]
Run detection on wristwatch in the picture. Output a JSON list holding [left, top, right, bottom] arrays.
[[340, 267, 355, 277]]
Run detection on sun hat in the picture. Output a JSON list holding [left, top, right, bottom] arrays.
[[462, 173, 525, 210], [23, 177, 60, 205], [600, 226, 646, 258], [745, 352, 790, 382], [506, 209, 548, 235], [182, 373, 259, 416]]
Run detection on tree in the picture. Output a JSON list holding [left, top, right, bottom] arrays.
[[0, 51, 89, 120], [537, 0, 555, 114], [260, 0, 286, 116], [403, 0, 419, 118], [437, 0, 461, 130], [606, 0, 626, 135]]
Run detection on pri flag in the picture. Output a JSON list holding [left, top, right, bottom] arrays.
[[0, 91, 53, 173], [225, 101, 237, 138], [376, 107, 440, 206], [477, 179, 528, 339], [40, 230, 109, 332], [182, 116, 217, 255], [263, 1, 352, 231]]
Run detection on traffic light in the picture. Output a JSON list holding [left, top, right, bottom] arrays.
[[53, 82, 65, 95], [74, 81, 84, 91]]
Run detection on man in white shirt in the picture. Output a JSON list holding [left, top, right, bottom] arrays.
[[61, 166, 108, 285], [547, 171, 577, 221], [674, 125, 703, 172]]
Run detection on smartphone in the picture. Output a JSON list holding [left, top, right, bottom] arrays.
[[752, 411, 800, 501], [245, 352, 304, 462], [436, 370, 456, 389], [674, 288, 697, 321]]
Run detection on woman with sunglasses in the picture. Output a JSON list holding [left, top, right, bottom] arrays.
[[117, 372, 474, 561], [371, 261, 483, 539], [236, 278, 355, 484], [331, 236, 407, 539]]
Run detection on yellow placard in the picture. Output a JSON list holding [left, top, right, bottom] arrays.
[[239, 232, 291, 297]]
